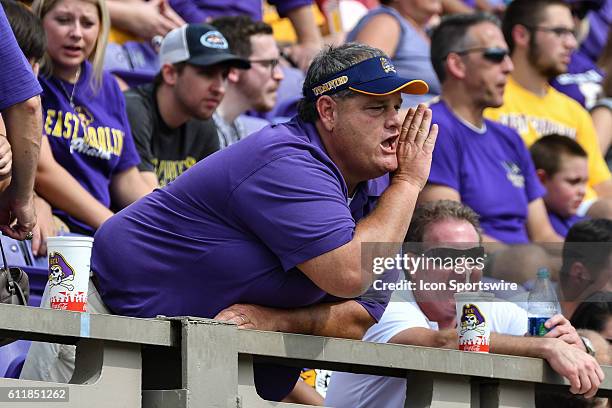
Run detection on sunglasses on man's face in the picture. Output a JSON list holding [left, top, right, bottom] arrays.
[[453, 47, 510, 63], [423, 247, 485, 263]]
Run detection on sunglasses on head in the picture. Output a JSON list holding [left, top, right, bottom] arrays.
[[423, 246, 485, 262], [453, 47, 509, 63]]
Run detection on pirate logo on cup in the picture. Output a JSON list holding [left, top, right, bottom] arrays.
[[459, 303, 487, 336], [48, 251, 76, 291]]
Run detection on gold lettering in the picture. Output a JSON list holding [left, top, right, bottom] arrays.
[[71, 114, 80, 139], [52, 111, 63, 137], [104, 127, 112, 154], [185, 157, 196, 169], [97, 127, 107, 153], [115, 130, 124, 155], [312, 75, 349, 96], [86, 127, 99, 149], [44, 109, 56, 135], [63, 112, 73, 139], [111, 130, 119, 155], [169, 162, 178, 181]]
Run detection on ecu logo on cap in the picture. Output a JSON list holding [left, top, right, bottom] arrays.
[[380, 57, 396, 73], [200, 31, 228, 49]]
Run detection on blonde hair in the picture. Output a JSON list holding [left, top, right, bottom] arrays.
[[31, 0, 110, 91]]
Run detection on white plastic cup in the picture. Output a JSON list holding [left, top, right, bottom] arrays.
[[454, 292, 494, 353], [47, 236, 93, 312]]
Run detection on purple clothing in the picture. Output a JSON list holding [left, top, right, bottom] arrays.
[[103, 41, 158, 88], [168, 0, 313, 23], [580, 0, 611, 63], [551, 50, 604, 109], [0, 4, 41, 110], [92, 116, 397, 400], [428, 101, 546, 244], [548, 212, 585, 237], [40, 62, 141, 235]]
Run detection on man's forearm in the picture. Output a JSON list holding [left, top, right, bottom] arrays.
[[491, 333, 550, 358], [389, 327, 458, 348], [286, 4, 322, 47], [273, 300, 375, 340], [3, 96, 42, 201], [106, 1, 140, 34]]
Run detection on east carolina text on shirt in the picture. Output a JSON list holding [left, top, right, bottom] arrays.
[[43, 108, 125, 160]]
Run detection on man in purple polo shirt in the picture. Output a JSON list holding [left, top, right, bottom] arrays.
[[0, 3, 42, 241], [90, 43, 437, 401]]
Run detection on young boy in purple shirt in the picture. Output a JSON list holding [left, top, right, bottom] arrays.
[[530, 134, 589, 237]]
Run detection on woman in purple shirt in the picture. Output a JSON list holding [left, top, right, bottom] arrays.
[[31, 0, 151, 242]]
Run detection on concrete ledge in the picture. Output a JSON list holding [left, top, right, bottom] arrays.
[[0, 304, 176, 347]]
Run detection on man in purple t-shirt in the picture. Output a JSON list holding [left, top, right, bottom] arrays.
[[0, 4, 43, 241], [420, 13, 562, 283], [91, 43, 437, 401], [551, 0, 606, 109], [422, 13, 560, 245]]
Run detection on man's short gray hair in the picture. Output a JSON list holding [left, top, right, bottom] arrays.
[[297, 43, 386, 123]]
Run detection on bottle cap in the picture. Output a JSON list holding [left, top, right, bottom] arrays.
[[536, 267, 550, 279]]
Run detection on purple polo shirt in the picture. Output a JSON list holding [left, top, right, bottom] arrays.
[[551, 50, 604, 109], [168, 0, 313, 23], [0, 4, 41, 110], [428, 101, 545, 244], [548, 211, 585, 237], [92, 116, 397, 400]]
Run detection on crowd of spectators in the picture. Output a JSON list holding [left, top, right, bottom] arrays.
[[0, 0, 610, 406]]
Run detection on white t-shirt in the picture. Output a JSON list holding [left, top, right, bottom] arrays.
[[324, 293, 528, 408]]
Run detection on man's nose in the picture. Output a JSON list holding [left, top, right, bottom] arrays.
[[386, 108, 401, 131], [272, 64, 284, 81], [211, 73, 226, 94], [502, 55, 514, 74]]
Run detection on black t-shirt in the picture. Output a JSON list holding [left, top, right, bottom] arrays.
[[124, 83, 220, 186]]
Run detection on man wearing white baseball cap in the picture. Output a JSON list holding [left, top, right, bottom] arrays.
[[124, 23, 251, 188]]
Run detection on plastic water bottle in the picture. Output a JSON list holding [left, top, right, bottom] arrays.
[[527, 268, 560, 336]]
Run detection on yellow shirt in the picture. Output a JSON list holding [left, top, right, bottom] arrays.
[[485, 76, 611, 200]]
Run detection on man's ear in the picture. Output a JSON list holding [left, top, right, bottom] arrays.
[[161, 64, 179, 86], [568, 261, 590, 282], [316, 95, 337, 132], [446, 53, 467, 80], [512, 24, 531, 50], [536, 169, 549, 184], [227, 67, 241, 83]]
